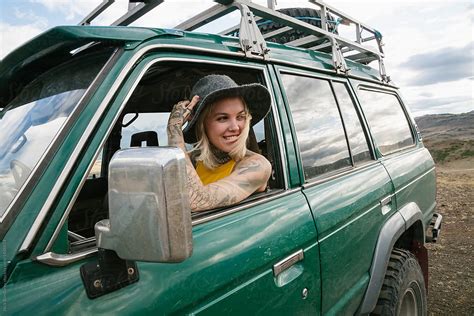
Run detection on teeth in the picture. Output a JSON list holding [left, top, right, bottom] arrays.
[[224, 135, 238, 140]]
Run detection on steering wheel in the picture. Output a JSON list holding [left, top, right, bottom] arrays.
[[10, 159, 31, 188]]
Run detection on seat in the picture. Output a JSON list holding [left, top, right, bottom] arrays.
[[130, 131, 159, 147], [246, 128, 260, 153]]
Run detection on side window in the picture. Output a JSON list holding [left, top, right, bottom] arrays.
[[61, 62, 283, 250], [281, 74, 351, 180], [332, 82, 372, 164], [357, 89, 414, 155]]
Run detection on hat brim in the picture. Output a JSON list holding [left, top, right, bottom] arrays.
[[183, 83, 271, 143]]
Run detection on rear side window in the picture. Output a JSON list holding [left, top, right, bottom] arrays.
[[281, 74, 351, 180], [357, 89, 414, 155], [333, 82, 371, 164]]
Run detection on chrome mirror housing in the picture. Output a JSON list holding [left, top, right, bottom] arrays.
[[95, 147, 192, 263]]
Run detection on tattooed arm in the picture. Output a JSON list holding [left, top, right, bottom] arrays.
[[167, 97, 271, 212], [187, 154, 271, 211]]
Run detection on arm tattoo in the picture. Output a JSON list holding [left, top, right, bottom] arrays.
[[187, 155, 271, 212], [236, 159, 261, 175]]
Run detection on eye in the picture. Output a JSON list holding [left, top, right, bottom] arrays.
[[237, 113, 247, 121], [216, 115, 228, 122]]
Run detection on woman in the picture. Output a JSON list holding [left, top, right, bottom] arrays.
[[167, 74, 272, 212]]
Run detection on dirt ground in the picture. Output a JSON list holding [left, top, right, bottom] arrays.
[[426, 158, 474, 315]]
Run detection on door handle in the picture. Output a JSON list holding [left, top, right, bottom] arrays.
[[273, 249, 304, 277], [380, 196, 392, 207], [380, 196, 392, 215]]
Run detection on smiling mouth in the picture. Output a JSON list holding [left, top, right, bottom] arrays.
[[223, 135, 239, 141]]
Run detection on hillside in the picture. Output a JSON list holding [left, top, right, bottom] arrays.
[[415, 111, 474, 163]]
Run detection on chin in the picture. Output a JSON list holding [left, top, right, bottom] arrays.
[[220, 146, 233, 153]]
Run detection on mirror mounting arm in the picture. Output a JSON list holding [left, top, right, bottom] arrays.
[[80, 248, 139, 299]]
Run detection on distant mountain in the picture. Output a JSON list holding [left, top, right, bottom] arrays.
[[415, 111, 474, 141], [415, 111, 474, 163]]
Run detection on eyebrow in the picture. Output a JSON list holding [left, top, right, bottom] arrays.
[[213, 110, 246, 116]]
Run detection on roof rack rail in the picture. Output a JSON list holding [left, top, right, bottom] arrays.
[[79, 0, 390, 83]]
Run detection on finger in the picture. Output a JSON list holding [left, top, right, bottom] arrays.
[[187, 95, 200, 111], [178, 100, 190, 108], [183, 108, 192, 122]]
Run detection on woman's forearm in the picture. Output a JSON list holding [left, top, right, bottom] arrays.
[[167, 121, 210, 211]]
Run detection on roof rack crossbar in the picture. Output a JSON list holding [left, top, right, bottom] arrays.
[[79, 0, 115, 26], [286, 35, 323, 48], [309, 0, 378, 35], [112, 0, 164, 26], [309, 41, 332, 51], [174, 3, 237, 32], [80, 0, 166, 27], [262, 26, 293, 40]]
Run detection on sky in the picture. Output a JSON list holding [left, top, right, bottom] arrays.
[[0, 0, 473, 117]]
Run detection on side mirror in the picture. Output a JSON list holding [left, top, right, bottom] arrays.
[[95, 147, 193, 262]]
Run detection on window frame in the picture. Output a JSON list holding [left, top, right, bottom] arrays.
[[355, 84, 417, 157], [43, 54, 291, 256]]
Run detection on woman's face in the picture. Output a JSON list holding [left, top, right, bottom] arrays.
[[204, 97, 247, 153]]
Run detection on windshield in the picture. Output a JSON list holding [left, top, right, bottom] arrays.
[[0, 51, 112, 217]]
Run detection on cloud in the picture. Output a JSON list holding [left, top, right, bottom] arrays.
[[14, 7, 48, 28], [418, 92, 434, 98], [0, 22, 44, 59], [29, 0, 96, 21], [409, 95, 473, 117], [399, 42, 474, 86]]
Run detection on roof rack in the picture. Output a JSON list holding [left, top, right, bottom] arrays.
[[80, 0, 390, 83]]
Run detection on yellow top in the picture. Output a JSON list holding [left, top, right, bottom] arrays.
[[196, 159, 236, 185]]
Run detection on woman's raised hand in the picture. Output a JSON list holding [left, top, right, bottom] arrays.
[[168, 95, 200, 128]]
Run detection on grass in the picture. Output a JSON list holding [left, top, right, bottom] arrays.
[[461, 150, 474, 158], [425, 139, 474, 163]]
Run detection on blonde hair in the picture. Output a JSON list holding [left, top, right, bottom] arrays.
[[193, 97, 252, 170]]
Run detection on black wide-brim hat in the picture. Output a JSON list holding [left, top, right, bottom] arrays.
[[183, 74, 271, 143]]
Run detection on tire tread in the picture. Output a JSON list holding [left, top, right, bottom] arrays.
[[371, 248, 427, 316]]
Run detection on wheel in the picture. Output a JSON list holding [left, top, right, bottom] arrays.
[[372, 248, 427, 316]]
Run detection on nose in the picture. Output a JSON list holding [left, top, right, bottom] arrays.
[[228, 118, 240, 132]]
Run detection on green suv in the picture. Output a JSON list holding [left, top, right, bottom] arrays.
[[0, 1, 441, 315]]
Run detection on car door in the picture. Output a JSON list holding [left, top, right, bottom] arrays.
[[3, 53, 322, 315], [354, 83, 437, 227], [275, 67, 395, 314]]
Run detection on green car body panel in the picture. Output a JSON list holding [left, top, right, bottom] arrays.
[[0, 25, 437, 315], [6, 192, 321, 314]]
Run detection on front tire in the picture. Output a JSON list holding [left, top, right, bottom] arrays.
[[372, 248, 427, 316]]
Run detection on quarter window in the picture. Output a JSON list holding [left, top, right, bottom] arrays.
[[357, 89, 414, 155], [281, 74, 351, 180]]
